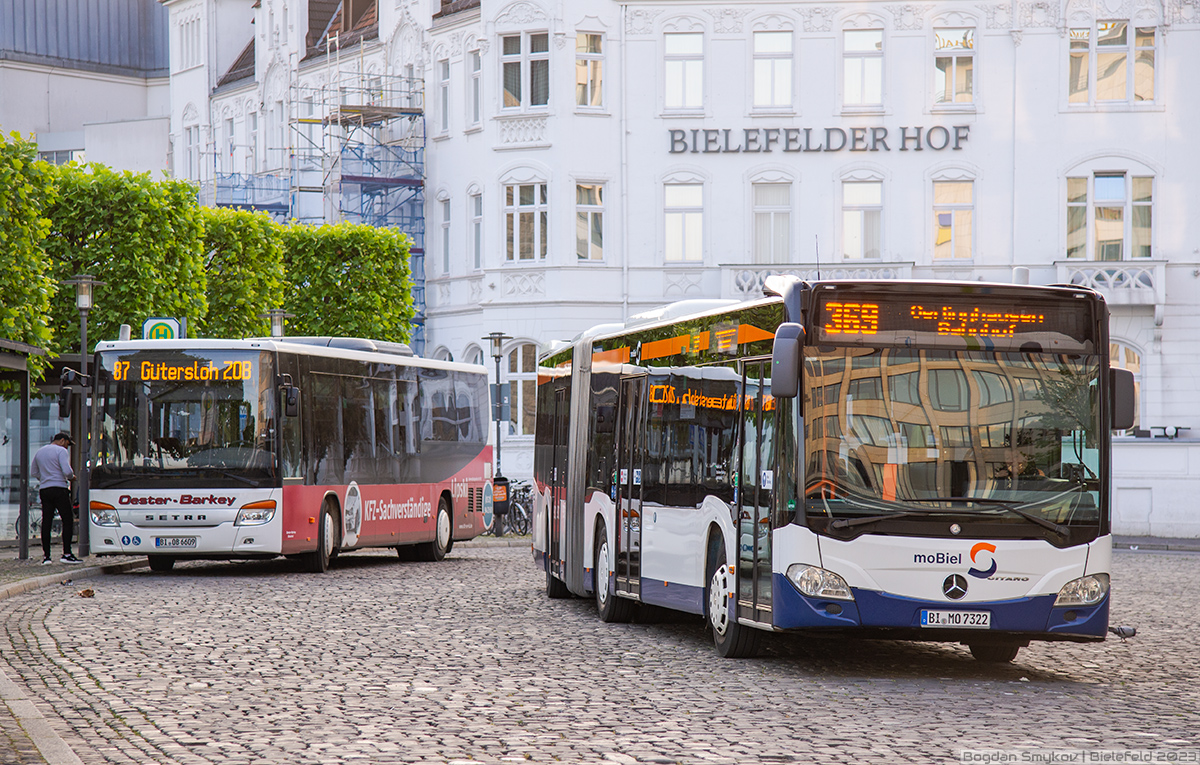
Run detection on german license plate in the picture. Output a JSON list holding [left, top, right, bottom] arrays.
[[921, 610, 991, 629], [155, 537, 197, 549]]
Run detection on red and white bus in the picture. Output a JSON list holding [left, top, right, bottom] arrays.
[[87, 336, 493, 572]]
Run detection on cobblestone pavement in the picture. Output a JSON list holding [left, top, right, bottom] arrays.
[[0, 546, 1196, 765]]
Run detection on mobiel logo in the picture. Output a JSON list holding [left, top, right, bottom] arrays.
[[667, 125, 971, 154]]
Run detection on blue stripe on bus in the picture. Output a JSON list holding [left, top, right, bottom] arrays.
[[639, 579, 705, 615], [774, 574, 1109, 638]]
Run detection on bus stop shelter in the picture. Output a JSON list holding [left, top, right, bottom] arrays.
[[0, 338, 47, 560]]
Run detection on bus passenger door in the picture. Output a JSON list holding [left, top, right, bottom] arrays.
[[548, 386, 568, 577], [614, 375, 645, 598], [737, 360, 774, 624]]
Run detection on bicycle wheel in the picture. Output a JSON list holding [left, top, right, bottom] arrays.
[[511, 502, 531, 536]]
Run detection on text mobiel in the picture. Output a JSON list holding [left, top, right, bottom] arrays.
[[667, 125, 970, 154]]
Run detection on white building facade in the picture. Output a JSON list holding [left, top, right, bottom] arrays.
[[161, 0, 1200, 538]]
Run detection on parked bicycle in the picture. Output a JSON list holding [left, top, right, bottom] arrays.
[[491, 479, 532, 536]]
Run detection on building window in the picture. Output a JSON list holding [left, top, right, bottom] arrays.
[[1069, 22, 1155, 105], [1067, 173, 1152, 260], [842, 181, 882, 259], [844, 29, 883, 107], [576, 33, 603, 108], [753, 31, 792, 109], [179, 17, 201, 70], [223, 117, 234, 173], [664, 32, 703, 110], [502, 32, 549, 110], [664, 183, 703, 262], [934, 28, 974, 104], [470, 192, 483, 269], [1110, 342, 1142, 433], [441, 199, 451, 273], [246, 112, 258, 172], [505, 183, 548, 261], [184, 125, 200, 181], [576, 183, 604, 260], [507, 342, 538, 436], [468, 50, 482, 126], [933, 181, 973, 259], [438, 58, 450, 133], [752, 182, 791, 264]]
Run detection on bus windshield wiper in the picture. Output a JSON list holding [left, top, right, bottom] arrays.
[[829, 507, 946, 530], [899, 496, 1070, 538]]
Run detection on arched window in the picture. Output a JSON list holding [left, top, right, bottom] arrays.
[[1110, 341, 1142, 433]]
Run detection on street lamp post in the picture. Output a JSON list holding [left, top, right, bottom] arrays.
[[258, 308, 294, 338], [63, 274, 104, 559], [483, 331, 512, 477]]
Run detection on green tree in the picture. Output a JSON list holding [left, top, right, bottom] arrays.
[[200, 207, 286, 338], [0, 133, 58, 378], [42, 164, 207, 352], [282, 222, 414, 342]]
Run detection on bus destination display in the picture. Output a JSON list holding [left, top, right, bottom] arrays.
[[111, 359, 254, 382], [815, 294, 1092, 349]]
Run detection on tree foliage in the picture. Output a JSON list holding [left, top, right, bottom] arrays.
[[282, 222, 414, 342], [200, 207, 286, 339], [42, 164, 207, 353], [0, 132, 58, 378]]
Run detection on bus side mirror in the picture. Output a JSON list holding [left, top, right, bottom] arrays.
[[283, 386, 300, 418], [1110, 368, 1135, 431], [59, 385, 73, 411], [771, 323, 804, 398]]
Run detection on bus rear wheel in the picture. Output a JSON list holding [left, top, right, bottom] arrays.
[[706, 539, 760, 658], [416, 497, 452, 561], [304, 500, 338, 573], [594, 524, 633, 623], [148, 556, 175, 572], [969, 643, 1021, 663]]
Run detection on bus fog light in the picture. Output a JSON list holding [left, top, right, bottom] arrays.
[[235, 500, 277, 526], [787, 564, 854, 601], [1054, 573, 1110, 607], [90, 501, 120, 527]]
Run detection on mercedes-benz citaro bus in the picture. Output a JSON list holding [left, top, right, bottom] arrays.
[[88, 336, 493, 572], [533, 276, 1136, 661]]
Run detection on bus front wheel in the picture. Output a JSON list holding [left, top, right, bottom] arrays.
[[706, 539, 760, 658], [969, 643, 1021, 663], [416, 497, 452, 561], [594, 523, 633, 623], [305, 500, 338, 573]]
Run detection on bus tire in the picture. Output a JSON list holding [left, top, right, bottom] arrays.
[[969, 643, 1021, 663], [594, 523, 633, 623], [304, 499, 338, 573], [706, 538, 760, 658], [148, 556, 175, 572], [416, 496, 452, 562]]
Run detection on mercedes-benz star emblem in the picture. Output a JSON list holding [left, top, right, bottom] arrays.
[[943, 574, 968, 600]]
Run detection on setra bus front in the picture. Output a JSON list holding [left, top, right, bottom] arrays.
[[770, 282, 1136, 662], [88, 344, 284, 568]]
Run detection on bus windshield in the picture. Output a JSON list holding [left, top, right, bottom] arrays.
[[803, 347, 1101, 532], [93, 349, 277, 489]]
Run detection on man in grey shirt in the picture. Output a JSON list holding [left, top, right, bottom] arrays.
[[30, 432, 81, 564]]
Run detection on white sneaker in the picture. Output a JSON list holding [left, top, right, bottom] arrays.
[[41, 557, 53, 565], [60, 554, 82, 564]]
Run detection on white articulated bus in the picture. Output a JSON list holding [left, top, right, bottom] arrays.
[[533, 277, 1135, 661], [88, 336, 492, 572]]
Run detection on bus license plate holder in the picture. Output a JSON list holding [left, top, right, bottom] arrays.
[[155, 536, 198, 549], [921, 610, 991, 629]]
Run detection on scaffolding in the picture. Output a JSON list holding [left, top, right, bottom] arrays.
[[288, 46, 427, 351]]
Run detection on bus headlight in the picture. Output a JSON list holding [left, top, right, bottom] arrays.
[[1054, 573, 1110, 607], [90, 501, 120, 527], [787, 564, 854, 601], [235, 500, 277, 526]]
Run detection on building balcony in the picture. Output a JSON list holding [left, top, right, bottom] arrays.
[[721, 262, 914, 301], [1056, 260, 1166, 325]]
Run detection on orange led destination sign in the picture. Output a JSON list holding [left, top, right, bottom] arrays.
[[821, 300, 1047, 339], [111, 359, 253, 383]]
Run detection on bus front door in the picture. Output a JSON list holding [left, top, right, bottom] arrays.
[[737, 360, 774, 625], [615, 375, 644, 598]]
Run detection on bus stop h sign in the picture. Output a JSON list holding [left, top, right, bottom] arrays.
[[142, 318, 181, 340]]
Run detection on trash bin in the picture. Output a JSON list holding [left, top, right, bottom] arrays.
[[493, 475, 510, 517]]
